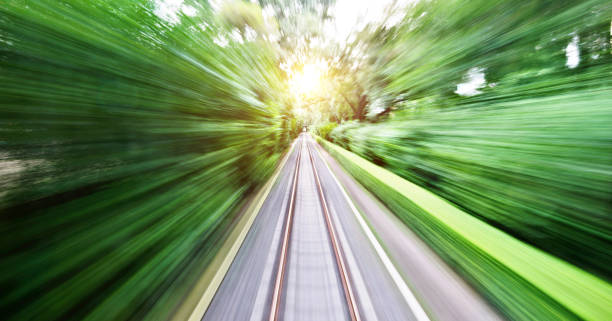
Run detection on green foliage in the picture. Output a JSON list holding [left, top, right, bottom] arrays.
[[318, 137, 612, 321], [328, 0, 612, 280], [369, 0, 612, 104], [314, 122, 338, 141], [2, 0, 612, 320], [0, 1, 288, 320], [331, 90, 612, 279]]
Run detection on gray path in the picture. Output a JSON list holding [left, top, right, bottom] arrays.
[[203, 134, 504, 321], [313, 138, 504, 321]]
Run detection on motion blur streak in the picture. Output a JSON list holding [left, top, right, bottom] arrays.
[[326, 0, 612, 280], [1, 0, 612, 321], [320, 0, 612, 319], [1, 1, 295, 320]]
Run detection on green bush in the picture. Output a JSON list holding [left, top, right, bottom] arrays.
[[330, 90, 612, 279], [315, 122, 338, 141]]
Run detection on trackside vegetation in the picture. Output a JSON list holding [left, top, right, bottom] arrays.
[[0, 1, 298, 320], [318, 137, 612, 321], [323, 0, 612, 281]]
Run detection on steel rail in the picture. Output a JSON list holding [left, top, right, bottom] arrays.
[[268, 136, 361, 321], [306, 139, 362, 321], [268, 137, 302, 321], [312, 140, 432, 321]]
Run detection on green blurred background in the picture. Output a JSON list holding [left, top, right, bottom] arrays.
[[1, 0, 611, 320]]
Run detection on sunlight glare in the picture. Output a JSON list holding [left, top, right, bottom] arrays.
[[288, 61, 327, 97]]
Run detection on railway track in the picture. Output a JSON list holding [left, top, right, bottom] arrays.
[[201, 133, 491, 321], [268, 136, 361, 321]]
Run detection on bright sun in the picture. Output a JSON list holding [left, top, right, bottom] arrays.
[[288, 61, 327, 97]]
